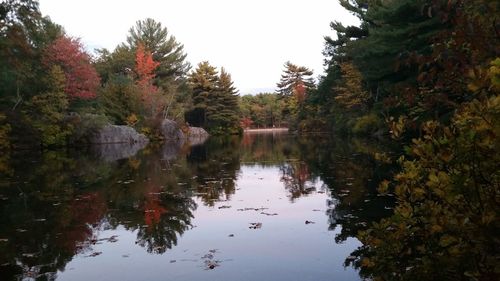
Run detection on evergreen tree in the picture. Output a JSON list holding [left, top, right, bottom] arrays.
[[186, 63, 240, 134], [126, 18, 190, 83], [276, 61, 315, 98], [186, 61, 219, 128], [214, 67, 240, 131]]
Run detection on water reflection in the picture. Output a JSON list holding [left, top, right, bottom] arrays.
[[0, 132, 394, 280]]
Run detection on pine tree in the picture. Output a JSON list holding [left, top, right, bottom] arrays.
[[214, 67, 240, 132], [186, 63, 240, 134], [126, 18, 190, 83], [186, 61, 219, 127], [276, 61, 315, 98]]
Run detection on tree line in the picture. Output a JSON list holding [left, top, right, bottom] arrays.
[[0, 1, 241, 149]]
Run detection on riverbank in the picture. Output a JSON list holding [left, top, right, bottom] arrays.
[[243, 128, 289, 133]]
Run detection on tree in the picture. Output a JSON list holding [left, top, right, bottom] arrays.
[[239, 93, 285, 128], [99, 75, 141, 125], [42, 36, 100, 100], [126, 18, 190, 83], [276, 61, 315, 98], [186, 62, 240, 134], [27, 65, 71, 146], [334, 62, 371, 110], [214, 67, 240, 132], [353, 95, 500, 280], [0, 0, 63, 110], [135, 43, 162, 118], [186, 61, 219, 128]]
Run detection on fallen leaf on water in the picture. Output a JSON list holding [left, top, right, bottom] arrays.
[[99, 235, 118, 243], [237, 207, 268, 212], [86, 252, 102, 257], [260, 212, 278, 216], [205, 260, 219, 270], [249, 222, 262, 229]]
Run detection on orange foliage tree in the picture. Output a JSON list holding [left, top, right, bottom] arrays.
[[135, 43, 161, 117]]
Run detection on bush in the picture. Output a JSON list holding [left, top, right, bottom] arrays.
[[68, 113, 109, 144], [352, 113, 383, 136]]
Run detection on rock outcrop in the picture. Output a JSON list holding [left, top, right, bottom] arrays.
[[90, 125, 149, 144], [159, 119, 185, 141], [159, 119, 209, 145], [185, 126, 209, 146]]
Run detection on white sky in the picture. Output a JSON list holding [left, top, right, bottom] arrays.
[[39, 0, 358, 94]]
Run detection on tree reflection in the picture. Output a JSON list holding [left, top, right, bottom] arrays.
[[0, 133, 397, 280], [279, 161, 317, 201], [0, 151, 108, 280], [187, 137, 240, 206]]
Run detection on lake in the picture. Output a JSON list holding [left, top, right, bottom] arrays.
[[0, 132, 394, 281]]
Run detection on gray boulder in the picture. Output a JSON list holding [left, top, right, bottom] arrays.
[[185, 126, 209, 145], [90, 125, 149, 144], [159, 119, 185, 140]]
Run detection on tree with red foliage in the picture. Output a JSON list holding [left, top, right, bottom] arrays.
[[42, 36, 100, 100], [240, 117, 253, 129], [135, 43, 161, 117], [294, 81, 307, 104]]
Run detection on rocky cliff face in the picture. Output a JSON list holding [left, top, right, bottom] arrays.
[[90, 125, 149, 144]]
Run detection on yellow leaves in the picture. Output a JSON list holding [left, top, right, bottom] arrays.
[[412, 187, 426, 200], [334, 62, 371, 110], [374, 152, 392, 164], [387, 116, 406, 139], [126, 113, 138, 126], [438, 148, 454, 162], [467, 67, 487, 93], [397, 204, 413, 219], [467, 57, 500, 93], [377, 180, 390, 195], [488, 57, 500, 92], [439, 235, 456, 248], [128, 158, 141, 170], [430, 224, 443, 234]]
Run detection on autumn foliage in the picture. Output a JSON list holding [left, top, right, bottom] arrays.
[[135, 43, 161, 117], [43, 36, 100, 100]]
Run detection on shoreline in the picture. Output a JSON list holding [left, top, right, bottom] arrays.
[[243, 128, 289, 133]]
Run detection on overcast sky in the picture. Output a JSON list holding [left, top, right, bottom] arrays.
[[39, 0, 358, 94]]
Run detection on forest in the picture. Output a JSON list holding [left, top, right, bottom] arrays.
[[1, 0, 499, 280]]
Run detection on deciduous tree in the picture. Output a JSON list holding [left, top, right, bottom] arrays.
[[42, 36, 100, 100]]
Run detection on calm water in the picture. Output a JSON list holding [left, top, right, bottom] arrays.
[[0, 132, 393, 281]]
